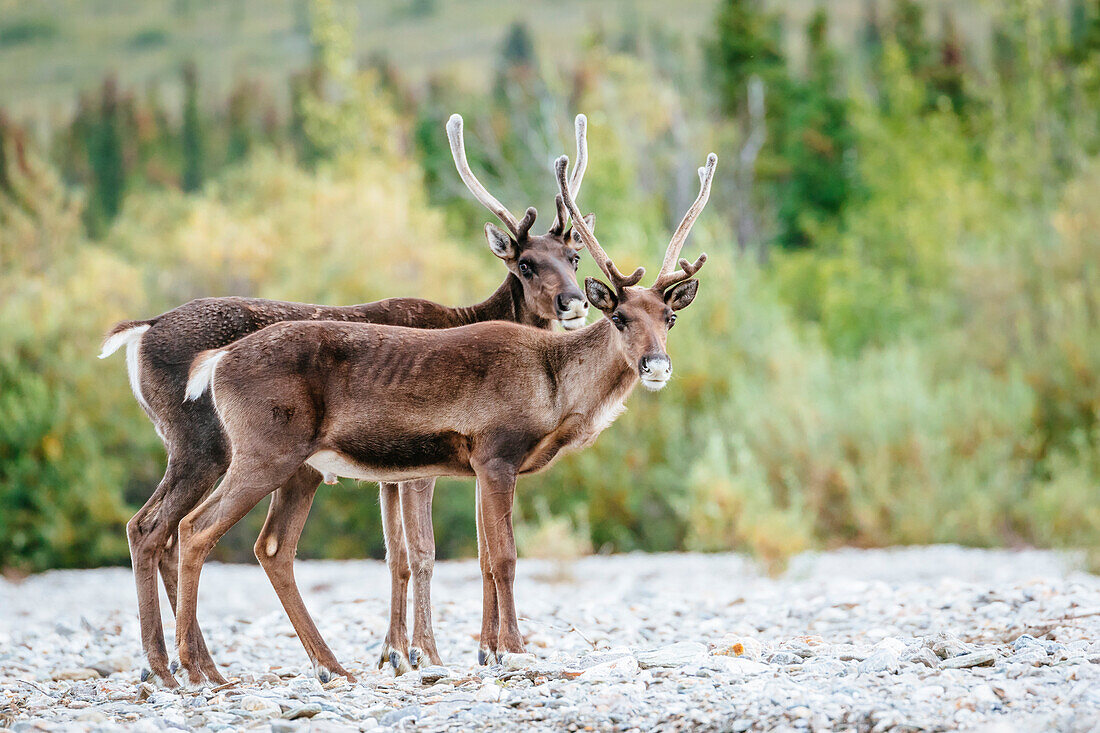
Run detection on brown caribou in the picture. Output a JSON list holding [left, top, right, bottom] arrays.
[[99, 114, 592, 688], [176, 150, 717, 686]]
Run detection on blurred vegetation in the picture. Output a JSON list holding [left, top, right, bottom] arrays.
[[2, 0, 1099, 573]]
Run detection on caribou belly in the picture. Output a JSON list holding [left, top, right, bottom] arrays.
[[305, 449, 448, 483]]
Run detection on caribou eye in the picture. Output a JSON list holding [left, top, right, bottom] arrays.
[[667, 314, 677, 329], [610, 312, 625, 330], [571, 253, 581, 270], [518, 261, 533, 278]]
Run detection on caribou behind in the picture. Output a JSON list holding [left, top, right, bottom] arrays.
[[176, 150, 717, 685], [99, 114, 592, 688]]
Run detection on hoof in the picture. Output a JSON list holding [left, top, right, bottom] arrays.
[[389, 650, 413, 676], [477, 648, 493, 666], [169, 660, 179, 674], [140, 668, 151, 683], [408, 648, 421, 669], [317, 667, 331, 684]]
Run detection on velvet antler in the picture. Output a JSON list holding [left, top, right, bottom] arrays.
[[447, 114, 537, 239], [549, 114, 589, 236], [650, 153, 717, 292], [554, 155, 644, 291]]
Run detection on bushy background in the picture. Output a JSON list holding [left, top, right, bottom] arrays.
[[1, 0, 1098, 573]]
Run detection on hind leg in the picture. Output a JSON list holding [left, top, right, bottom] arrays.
[[175, 454, 303, 687], [128, 455, 225, 688], [254, 465, 354, 683]]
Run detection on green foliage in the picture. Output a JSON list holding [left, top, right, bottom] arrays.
[[127, 27, 170, 50], [84, 79, 127, 238], [3, 0, 1100, 573], [0, 18, 58, 48], [706, 0, 787, 119], [181, 63, 205, 193]]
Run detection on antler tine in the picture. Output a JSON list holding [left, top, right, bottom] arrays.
[[551, 113, 590, 235], [653, 152, 717, 287], [569, 113, 588, 197], [555, 155, 644, 289], [446, 114, 521, 237], [652, 253, 708, 292]]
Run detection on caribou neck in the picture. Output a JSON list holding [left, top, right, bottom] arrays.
[[455, 274, 553, 329], [553, 318, 638, 418]]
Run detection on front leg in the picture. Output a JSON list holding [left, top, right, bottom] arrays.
[[399, 478, 442, 667], [472, 460, 525, 657], [474, 479, 500, 664], [379, 482, 413, 674]]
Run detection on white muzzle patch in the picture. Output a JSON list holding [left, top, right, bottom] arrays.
[[558, 299, 589, 331], [639, 357, 672, 391]]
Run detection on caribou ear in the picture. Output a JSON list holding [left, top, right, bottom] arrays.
[[485, 223, 517, 260], [585, 277, 617, 314], [569, 214, 595, 247], [664, 279, 699, 311]]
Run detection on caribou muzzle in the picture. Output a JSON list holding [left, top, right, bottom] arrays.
[[556, 292, 589, 330], [639, 353, 672, 391]]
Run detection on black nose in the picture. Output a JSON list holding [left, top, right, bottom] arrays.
[[556, 292, 584, 313], [639, 354, 672, 377]]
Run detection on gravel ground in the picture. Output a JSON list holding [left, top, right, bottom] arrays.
[[2, 546, 1100, 732]]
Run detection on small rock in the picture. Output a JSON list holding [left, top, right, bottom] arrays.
[[475, 683, 503, 702], [928, 632, 973, 660], [282, 703, 322, 720], [579, 655, 639, 682], [270, 721, 301, 733], [710, 656, 770, 675], [88, 656, 131, 677], [419, 665, 451, 685], [970, 684, 1000, 706], [767, 651, 803, 665], [1012, 634, 1041, 651], [636, 642, 707, 669], [51, 667, 98, 681], [905, 647, 941, 668], [380, 699, 418, 721], [501, 653, 536, 670], [940, 650, 996, 669], [239, 695, 281, 716], [1013, 646, 1048, 666], [858, 648, 899, 674], [716, 637, 764, 660]]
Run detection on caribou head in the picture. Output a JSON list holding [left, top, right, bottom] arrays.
[[447, 114, 592, 329], [555, 151, 716, 390]]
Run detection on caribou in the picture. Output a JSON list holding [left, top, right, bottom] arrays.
[[99, 114, 592, 688], [177, 150, 717, 685]]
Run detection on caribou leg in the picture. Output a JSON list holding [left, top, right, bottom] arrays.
[[378, 482, 414, 674], [175, 455, 303, 687], [475, 463, 525, 656], [254, 465, 355, 683], [127, 455, 225, 689], [400, 478, 442, 667], [474, 479, 500, 664]]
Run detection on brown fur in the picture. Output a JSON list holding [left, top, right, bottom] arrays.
[[170, 150, 715, 683], [106, 113, 592, 688]]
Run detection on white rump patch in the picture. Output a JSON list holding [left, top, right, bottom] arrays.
[[98, 324, 150, 360], [98, 325, 153, 415], [185, 350, 227, 402]]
